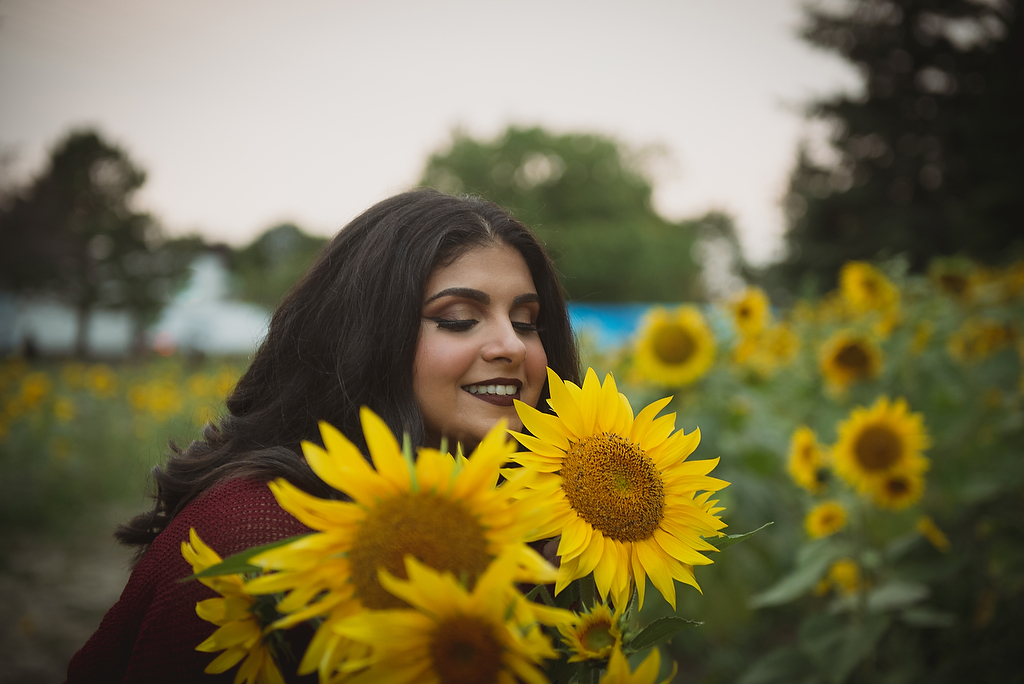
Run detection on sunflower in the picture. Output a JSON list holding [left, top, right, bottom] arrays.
[[929, 260, 975, 300], [787, 426, 826, 494], [868, 469, 925, 510], [558, 601, 622, 662], [819, 330, 883, 390], [509, 367, 729, 610], [728, 287, 771, 337], [839, 261, 898, 315], [915, 515, 950, 553], [947, 318, 1015, 363], [600, 646, 676, 684], [804, 501, 847, 539], [245, 408, 554, 679], [331, 551, 561, 684], [832, 397, 930, 495], [181, 529, 285, 684], [817, 558, 862, 597], [634, 305, 716, 386]]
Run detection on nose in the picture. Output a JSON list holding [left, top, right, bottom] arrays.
[[482, 320, 528, 365]]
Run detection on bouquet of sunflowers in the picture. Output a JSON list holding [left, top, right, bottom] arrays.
[[181, 367, 754, 684]]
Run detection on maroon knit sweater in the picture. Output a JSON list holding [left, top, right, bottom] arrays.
[[66, 477, 312, 683]]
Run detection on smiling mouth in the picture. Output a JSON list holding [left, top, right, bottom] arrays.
[[463, 381, 521, 407]]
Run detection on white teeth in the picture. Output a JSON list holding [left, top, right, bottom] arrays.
[[467, 384, 517, 396]]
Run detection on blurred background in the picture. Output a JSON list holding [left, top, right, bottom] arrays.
[[1, 0, 1022, 682]]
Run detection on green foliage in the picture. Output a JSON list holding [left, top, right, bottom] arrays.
[[773, 0, 1024, 293], [228, 222, 327, 308], [420, 126, 720, 301]]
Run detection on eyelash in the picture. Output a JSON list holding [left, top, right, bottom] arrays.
[[427, 317, 541, 334]]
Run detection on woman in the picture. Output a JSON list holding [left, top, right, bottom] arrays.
[[66, 188, 580, 682]]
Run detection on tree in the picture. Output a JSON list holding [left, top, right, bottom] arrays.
[[228, 222, 328, 308], [420, 126, 723, 302], [774, 0, 1024, 292], [0, 129, 194, 356]]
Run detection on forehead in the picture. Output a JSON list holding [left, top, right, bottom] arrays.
[[424, 243, 536, 295]]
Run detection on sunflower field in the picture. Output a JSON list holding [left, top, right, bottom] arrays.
[[2, 256, 1022, 683], [580, 258, 1024, 683], [0, 357, 246, 531]]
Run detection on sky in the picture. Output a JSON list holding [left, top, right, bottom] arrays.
[[0, 0, 860, 265]]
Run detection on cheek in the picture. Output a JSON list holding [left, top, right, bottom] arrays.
[[523, 339, 549, 406]]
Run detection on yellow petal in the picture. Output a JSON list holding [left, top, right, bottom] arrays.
[[545, 367, 585, 439], [360, 407, 411, 490]]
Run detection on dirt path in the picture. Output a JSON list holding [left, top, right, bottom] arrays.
[[0, 509, 134, 684]]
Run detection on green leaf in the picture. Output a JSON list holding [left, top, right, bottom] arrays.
[[799, 612, 890, 684], [866, 580, 929, 612], [750, 539, 852, 609], [626, 616, 703, 652], [705, 522, 774, 551], [900, 607, 955, 628], [737, 646, 815, 684], [181, 533, 313, 581]]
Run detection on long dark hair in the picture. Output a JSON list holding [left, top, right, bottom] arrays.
[[116, 188, 580, 551]]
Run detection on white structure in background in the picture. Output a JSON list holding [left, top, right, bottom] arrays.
[[0, 253, 270, 357], [149, 253, 269, 356], [0, 294, 134, 356]]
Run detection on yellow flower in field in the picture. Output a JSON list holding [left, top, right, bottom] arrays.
[[818, 558, 862, 597], [833, 397, 930, 495], [332, 551, 561, 684], [869, 469, 925, 510], [558, 602, 622, 662], [510, 368, 729, 610], [18, 372, 52, 411], [634, 305, 716, 386], [246, 409, 553, 679], [600, 646, 676, 684], [805, 501, 847, 539], [787, 426, 826, 494], [910, 321, 934, 356], [85, 364, 117, 398], [947, 318, 1015, 363], [728, 287, 771, 336], [929, 260, 975, 300], [53, 397, 76, 422], [840, 261, 899, 314], [181, 529, 284, 684], [744, 324, 801, 376], [916, 515, 950, 553], [819, 330, 882, 390]]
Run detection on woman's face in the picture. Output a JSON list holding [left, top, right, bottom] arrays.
[[413, 242, 548, 451]]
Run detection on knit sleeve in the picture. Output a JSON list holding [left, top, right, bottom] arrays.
[[66, 478, 312, 684]]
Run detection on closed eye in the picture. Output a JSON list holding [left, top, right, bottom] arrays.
[[428, 317, 477, 332]]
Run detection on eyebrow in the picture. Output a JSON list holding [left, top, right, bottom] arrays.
[[424, 287, 539, 306]]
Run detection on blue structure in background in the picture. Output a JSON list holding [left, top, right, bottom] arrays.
[[568, 303, 656, 350]]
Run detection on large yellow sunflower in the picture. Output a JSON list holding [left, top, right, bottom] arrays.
[[728, 287, 771, 337], [244, 408, 554, 679], [634, 305, 716, 386], [804, 500, 847, 539], [832, 397, 930, 495], [509, 368, 729, 610], [819, 330, 883, 390], [181, 529, 285, 684], [331, 551, 561, 684], [557, 601, 622, 663], [787, 426, 826, 494]]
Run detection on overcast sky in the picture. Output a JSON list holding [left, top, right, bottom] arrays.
[[0, 0, 859, 264]]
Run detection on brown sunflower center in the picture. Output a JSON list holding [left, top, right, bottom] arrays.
[[884, 475, 910, 496], [800, 444, 816, 465], [580, 619, 615, 653], [835, 342, 871, 373], [348, 492, 490, 609], [653, 325, 696, 365], [853, 425, 902, 472], [737, 305, 752, 320], [560, 432, 665, 542], [429, 615, 503, 684]]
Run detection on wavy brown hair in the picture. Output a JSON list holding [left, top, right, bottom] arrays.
[[116, 188, 580, 553]]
